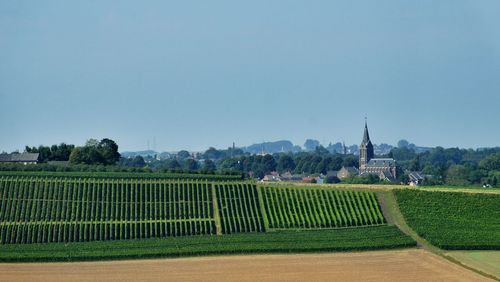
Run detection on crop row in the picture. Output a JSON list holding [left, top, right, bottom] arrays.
[[0, 226, 416, 262], [261, 187, 385, 229], [0, 171, 243, 181], [216, 183, 264, 234], [0, 177, 213, 222], [0, 177, 216, 243], [0, 220, 216, 244]]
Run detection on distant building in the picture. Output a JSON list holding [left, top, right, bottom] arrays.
[[262, 174, 280, 182], [280, 172, 303, 182], [302, 176, 316, 183], [358, 121, 397, 181], [0, 153, 40, 165], [337, 166, 359, 179], [408, 171, 425, 186]]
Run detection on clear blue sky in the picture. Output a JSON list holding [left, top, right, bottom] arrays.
[[1, 1, 499, 152]]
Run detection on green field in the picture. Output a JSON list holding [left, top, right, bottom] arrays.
[[0, 226, 415, 262], [0, 177, 219, 243], [0, 176, 397, 244], [215, 183, 264, 233], [395, 189, 500, 250], [261, 186, 385, 229], [0, 174, 420, 261]]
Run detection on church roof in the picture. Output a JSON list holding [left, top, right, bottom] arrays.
[[366, 158, 396, 167]]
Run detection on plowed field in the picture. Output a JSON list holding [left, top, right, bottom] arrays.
[[0, 249, 491, 281]]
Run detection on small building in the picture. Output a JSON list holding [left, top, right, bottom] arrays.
[[408, 171, 425, 186], [262, 174, 280, 182], [337, 166, 359, 179], [280, 172, 303, 182], [0, 153, 40, 165], [302, 176, 316, 183]]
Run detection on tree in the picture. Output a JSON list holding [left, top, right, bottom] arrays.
[[314, 145, 330, 156], [69, 147, 83, 164], [328, 156, 343, 171], [69, 138, 120, 165], [185, 159, 199, 171], [262, 154, 277, 173], [342, 155, 358, 168], [304, 139, 320, 151], [177, 150, 191, 160], [166, 159, 181, 170], [203, 147, 222, 160], [119, 156, 146, 168], [98, 139, 120, 165], [446, 165, 470, 186], [479, 153, 500, 171], [203, 159, 216, 172], [277, 155, 295, 173], [397, 139, 409, 148]]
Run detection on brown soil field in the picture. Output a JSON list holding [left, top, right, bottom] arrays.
[[0, 249, 492, 282]]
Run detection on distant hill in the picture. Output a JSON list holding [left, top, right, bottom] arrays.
[[242, 140, 302, 154], [121, 140, 433, 158]]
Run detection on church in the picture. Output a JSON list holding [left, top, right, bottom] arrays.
[[358, 121, 397, 182]]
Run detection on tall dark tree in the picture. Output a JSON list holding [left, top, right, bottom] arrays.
[[277, 155, 295, 173], [177, 150, 191, 160], [185, 159, 199, 171], [69, 138, 120, 165], [98, 138, 120, 165], [203, 159, 217, 172]]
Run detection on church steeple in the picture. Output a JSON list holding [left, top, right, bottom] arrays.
[[359, 118, 374, 169], [362, 118, 370, 144]]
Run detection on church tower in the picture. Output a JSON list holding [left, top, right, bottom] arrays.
[[359, 119, 374, 169]]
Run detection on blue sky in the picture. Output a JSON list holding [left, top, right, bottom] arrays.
[[1, 1, 499, 152]]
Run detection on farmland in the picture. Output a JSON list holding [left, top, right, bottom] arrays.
[[0, 175, 394, 244], [0, 177, 218, 243], [0, 250, 489, 282], [0, 226, 415, 262], [394, 189, 500, 250], [0, 173, 418, 261], [261, 186, 385, 229]]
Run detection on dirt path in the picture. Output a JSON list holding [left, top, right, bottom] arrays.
[[0, 249, 491, 282]]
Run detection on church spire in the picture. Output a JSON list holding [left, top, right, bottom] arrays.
[[359, 118, 374, 169], [362, 117, 370, 144]]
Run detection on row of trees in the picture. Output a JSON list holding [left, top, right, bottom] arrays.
[[389, 146, 500, 186], [25, 144, 75, 162], [217, 151, 359, 179], [69, 139, 120, 165], [25, 139, 121, 166]]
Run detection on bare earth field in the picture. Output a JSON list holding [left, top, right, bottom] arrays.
[[0, 249, 492, 282]]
